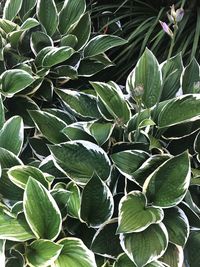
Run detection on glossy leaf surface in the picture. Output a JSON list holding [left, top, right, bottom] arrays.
[[49, 141, 111, 185], [54, 237, 97, 267], [120, 223, 168, 267], [126, 48, 162, 108], [24, 178, 62, 240], [80, 175, 114, 227], [143, 152, 190, 208], [117, 191, 164, 233], [26, 239, 62, 267]]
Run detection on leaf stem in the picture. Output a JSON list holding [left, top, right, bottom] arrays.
[[135, 100, 142, 141], [152, 27, 177, 120]]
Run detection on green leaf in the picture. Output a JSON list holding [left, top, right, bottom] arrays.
[[185, 231, 200, 267], [49, 140, 111, 185], [163, 207, 189, 246], [158, 94, 200, 128], [51, 188, 70, 216], [182, 190, 199, 215], [0, 69, 34, 97], [160, 243, 183, 267], [19, 0, 36, 20], [182, 58, 200, 94], [71, 12, 91, 50], [52, 65, 78, 80], [43, 108, 74, 125], [60, 34, 78, 48], [36, 0, 58, 36], [26, 239, 63, 267], [0, 147, 23, 168], [6, 248, 25, 267], [91, 81, 131, 124], [35, 46, 53, 67], [78, 54, 114, 77], [24, 178, 62, 240], [88, 121, 114, 146], [3, 0, 23, 21], [58, 0, 86, 34], [34, 78, 54, 102], [54, 237, 97, 267], [66, 181, 81, 219], [39, 155, 65, 177], [127, 109, 152, 133], [0, 211, 34, 242], [80, 174, 114, 227], [126, 48, 162, 108], [162, 119, 200, 140], [133, 154, 170, 186], [117, 191, 164, 233], [0, 240, 5, 266], [8, 165, 49, 189], [191, 177, 200, 186], [161, 53, 183, 100], [139, 118, 155, 128], [143, 151, 190, 208], [0, 18, 17, 33], [120, 223, 168, 267], [91, 219, 123, 258], [29, 139, 51, 162], [0, 169, 23, 201], [111, 150, 149, 179], [31, 31, 53, 55], [62, 123, 95, 142], [0, 116, 23, 156], [147, 262, 169, 267], [29, 110, 67, 144], [179, 202, 200, 229], [7, 29, 24, 48], [84, 35, 127, 57], [42, 47, 74, 67], [114, 254, 166, 267], [56, 89, 101, 119], [20, 18, 40, 30], [114, 253, 136, 267], [11, 201, 23, 216], [7, 95, 39, 128]]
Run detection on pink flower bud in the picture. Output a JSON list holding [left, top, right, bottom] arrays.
[[159, 21, 173, 38], [168, 5, 184, 24], [176, 8, 184, 22]]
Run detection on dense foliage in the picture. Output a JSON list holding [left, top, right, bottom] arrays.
[[90, 0, 200, 82], [0, 0, 200, 267]]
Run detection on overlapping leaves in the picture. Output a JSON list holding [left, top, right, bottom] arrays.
[[0, 1, 199, 265]]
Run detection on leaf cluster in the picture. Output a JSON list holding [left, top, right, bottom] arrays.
[[0, 1, 200, 267], [91, 0, 200, 82]]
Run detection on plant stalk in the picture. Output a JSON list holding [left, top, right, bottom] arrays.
[[135, 100, 142, 141], [153, 26, 177, 121]]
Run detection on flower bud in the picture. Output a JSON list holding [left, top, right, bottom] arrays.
[[170, 4, 177, 20], [133, 84, 144, 102], [168, 5, 184, 24], [167, 12, 175, 24], [176, 8, 184, 22], [159, 21, 173, 38]]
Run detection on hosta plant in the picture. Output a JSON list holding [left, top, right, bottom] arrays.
[[0, 0, 127, 101], [0, 1, 200, 267], [0, 43, 200, 266]]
